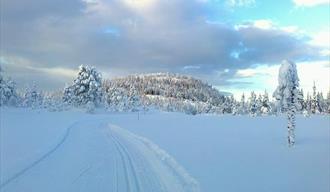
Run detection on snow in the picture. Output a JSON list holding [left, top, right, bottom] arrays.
[[1, 108, 329, 192], [273, 60, 301, 112]]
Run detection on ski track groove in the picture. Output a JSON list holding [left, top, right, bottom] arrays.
[[112, 134, 142, 192], [114, 156, 119, 192], [113, 130, 165, 192], [0, 121, 79, 190], [110, 124, 200, 192], [108, 133, 132, 192], [108, 131, 141, 192], [72, 165, 91, 184]]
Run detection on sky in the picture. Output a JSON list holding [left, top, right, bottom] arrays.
[[0, 0, 329, 97]]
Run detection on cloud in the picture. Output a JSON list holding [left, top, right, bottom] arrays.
[[0, 0, 325, 92], [308, 29, 330, 56], [219, 60, 330, 98], [234, 20, 323, 64], [293, 0, 329, 7], [183, 65, 201, 70], [251, 20, 273, 30], [0, 55, 77, 90]]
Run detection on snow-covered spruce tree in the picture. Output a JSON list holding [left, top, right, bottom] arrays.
[[63, 65, 102, 108], [42, 92, 57, 111], [103, 80, 143, 112], [231, 98, 240, 115], [311, 82, 319, 114], [304, 93, 312, 116], [43, 90, 66, 111], [317, 92, 326, 114], [219, 96, 233, 114], [260, 90, 272, 115], [238, 93, 247, 115], [22, 83, 43, 108], [273, 60, 301, 147], [326, 91, 330, 114], [256, 94, 263, 116], [0, 67, 18, 107], [104, 87, 128, 112], [248, 91, 258, 116], [298, 89, 305, 112], [127, 88, 142, 112]]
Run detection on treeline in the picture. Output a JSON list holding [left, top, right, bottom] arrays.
[[1, 65, 329, 115]]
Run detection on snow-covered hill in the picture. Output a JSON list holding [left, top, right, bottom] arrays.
[[104, 73, 226, 105]]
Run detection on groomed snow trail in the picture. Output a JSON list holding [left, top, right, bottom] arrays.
[[107, 124, 201, 192], [0, 121, 200, 192]]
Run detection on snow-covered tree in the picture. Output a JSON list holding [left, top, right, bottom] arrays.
[[326, 91, 330, 114], [260, 90, 271, 115], [127, 88, 142, 112], [238, 93, 247, 115], [317, 92, 327, 114], [104, 86, 128, 112], [248, 91, 257, 116], [298, 89, 305, 112], [256, 94, 263, 115], [273, 60, 300, 147], [304, 93, 312, 115], [231, 99, 240, 115], [22, 83, 43, 108], [0, 67, 18, 107], [219, 96, 234, 114], [63, 65, 102, 107], [43, 90, 67, 111], [311, 82, 320, 114]]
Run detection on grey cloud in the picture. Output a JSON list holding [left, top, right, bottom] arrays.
[[0, 0, 324, 90], [236, 27, 322, 64]]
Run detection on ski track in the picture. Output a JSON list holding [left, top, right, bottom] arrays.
[[0, 121, 79, 190], [108, 127, 166, 192], [108, 132, 141, 192], [72, 165, 92, 184], [1, 120, 201, 192], [109, 124, 201, 192]]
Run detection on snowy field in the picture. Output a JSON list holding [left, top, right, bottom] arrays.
[[0, 108, 329, 192]]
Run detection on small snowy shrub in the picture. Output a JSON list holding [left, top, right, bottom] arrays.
[[85, 101, 95, 113]]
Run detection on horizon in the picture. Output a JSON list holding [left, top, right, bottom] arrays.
[[1, 0, 329, 97]]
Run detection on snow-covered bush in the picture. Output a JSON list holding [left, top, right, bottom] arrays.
[[63, 65, 103, 108], [273, 60, 300, 146], [85, 101, 95, 113]]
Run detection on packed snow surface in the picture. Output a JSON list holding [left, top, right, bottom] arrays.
[[0, 108, 329, 192]]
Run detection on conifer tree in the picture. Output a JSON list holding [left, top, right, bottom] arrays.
[[63, 65, 102, 107], [273, 60, 300, 146]]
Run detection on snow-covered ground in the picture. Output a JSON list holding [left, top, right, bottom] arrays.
[[0, 108, 329, 192]]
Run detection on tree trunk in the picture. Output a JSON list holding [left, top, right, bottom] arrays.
[[287, 105, 296, 147]]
